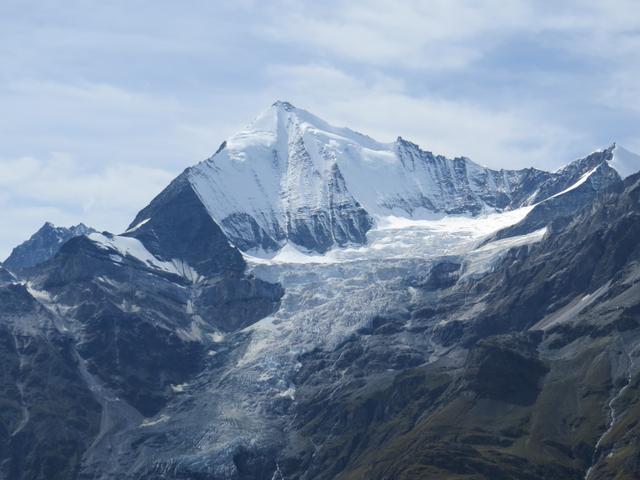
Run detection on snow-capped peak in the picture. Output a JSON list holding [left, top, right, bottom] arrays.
[[133, 102, 632, 255], [272, 99, 295, 110], [609, 143, 640, 179], [182, 102, 557, 253], [225, 100, 386, 154], [558, 143, 640, 180]]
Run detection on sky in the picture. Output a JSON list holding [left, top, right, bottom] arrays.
[[1, 0, 639, 258]]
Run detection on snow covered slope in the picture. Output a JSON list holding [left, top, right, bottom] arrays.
[[609, 143, 640, 179], [187, 101, 554, 253], [174, 102, 547, 252], [130, 101, 639, 254]]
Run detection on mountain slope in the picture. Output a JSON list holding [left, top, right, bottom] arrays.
[[123, 174, 245, 276], [0, 278, 101, 480], [609, 144, 640, 179]]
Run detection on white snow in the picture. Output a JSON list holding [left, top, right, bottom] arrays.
[[89, 233, 177, 273], [188, 102, 394, 249], [185, 102, 640, 258], [610, 145, 640, 179], [26, 283, 53, 302], [188, 102, 531, 251], [140, 415, 170, 427], [124, 217, 150, 233], [171, 383, 188, 393], [243, 243, 333, 265], [176, 320, 205, 342], [277, 387, 296, 400], [243, 206, 535, 266], [209, 332, 225, 343], [88, 232, 201, 282], [547, 165, 600, 200], [462, 227, 547, 278]]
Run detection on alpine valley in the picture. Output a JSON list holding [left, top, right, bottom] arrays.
[[2, 101, 640, 480]]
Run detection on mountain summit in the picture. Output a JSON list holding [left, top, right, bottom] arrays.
[[608, 143, 640, 179]]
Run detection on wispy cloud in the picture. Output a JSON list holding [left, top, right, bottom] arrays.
[[265, 64, 583, 168], [0, 152, 174, 258], [262, 0, 534, 71]]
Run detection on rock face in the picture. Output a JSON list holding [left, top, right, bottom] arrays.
[[125, 174, 245, 276], [0, 280, 101, 480], [1, 103, 640, 480], [3, 222, 95, 273], [0, 264, 15, 285]]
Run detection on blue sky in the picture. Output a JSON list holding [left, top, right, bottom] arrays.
[[1, 0, 639, 257]]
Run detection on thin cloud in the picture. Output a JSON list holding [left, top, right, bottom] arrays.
[[0, 152, 174, 258], [261, 0, 533, 71], [265, 63, 583, 169]]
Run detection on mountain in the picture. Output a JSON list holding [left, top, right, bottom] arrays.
[[4, 222, 95, 273], [131, 101, 620, 254], [1, 102, 640, 480], [609, 143, 640, 179]]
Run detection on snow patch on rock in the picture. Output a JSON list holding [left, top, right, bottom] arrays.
[[88, 232, 200, 281], [610, 144, 640, 179]]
